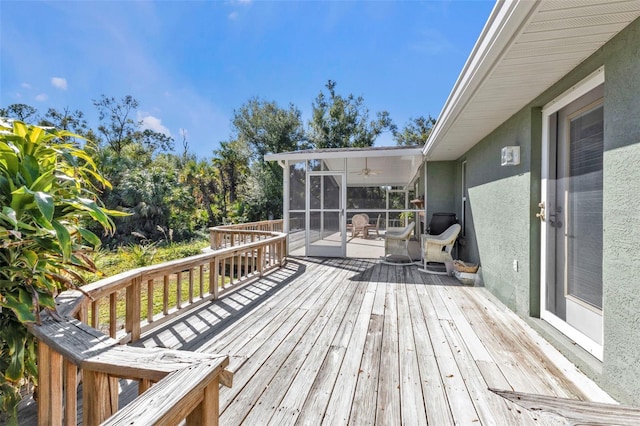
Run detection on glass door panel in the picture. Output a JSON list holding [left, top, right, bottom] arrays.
[[542, 83, 604, 359], [307, 173, 345, 257]]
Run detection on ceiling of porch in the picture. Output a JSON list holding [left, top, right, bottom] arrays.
[[425, 0, 640, 161], [265, 146, 424, 187]]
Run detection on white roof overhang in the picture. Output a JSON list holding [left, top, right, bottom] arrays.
[[265, 146, 424, 187], [424, 0, 640, 161]]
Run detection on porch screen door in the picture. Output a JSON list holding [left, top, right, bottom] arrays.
[[542, 79, 604, 359], [306, 172, 346, 257]]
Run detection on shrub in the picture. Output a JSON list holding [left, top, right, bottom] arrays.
[[0, 120, 124, 424]]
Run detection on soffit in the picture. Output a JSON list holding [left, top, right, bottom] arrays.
[[265, 146, 423, 187], [425, 0, 640, 161]]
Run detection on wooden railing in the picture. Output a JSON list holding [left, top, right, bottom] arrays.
[[28, 225, 287, 425], [209, 219, 284, 249]]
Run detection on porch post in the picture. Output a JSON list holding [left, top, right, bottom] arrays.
[[423, 159, 428, 233], [282, 160, 290, 255]]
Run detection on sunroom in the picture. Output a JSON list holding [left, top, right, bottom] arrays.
[[265, 146, 425, 258]]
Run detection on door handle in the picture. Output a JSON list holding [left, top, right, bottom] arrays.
[[536, 202, 545, 222], [548, 214, 563, 228]]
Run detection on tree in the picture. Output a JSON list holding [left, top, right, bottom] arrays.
[[393, 115, 436, 146], [308, 80, 395, 149], [231, 98, 305, 220], [40, 107, 89, 136], [0, 121, 123, 423], [0, 104, 39, 123], [180, 159, 220, 226], [93, 95, 139, 156], [214, 140, 249, 206], [232, 97, 305, 159]]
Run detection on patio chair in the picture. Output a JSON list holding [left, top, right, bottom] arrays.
[[419, 223, 461, 274], [351, 213, 369, 238], [366, 214, 382, 238], [381, 221, 417, 265]]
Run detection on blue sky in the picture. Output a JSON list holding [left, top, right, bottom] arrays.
[[1, 0, 494, 159]]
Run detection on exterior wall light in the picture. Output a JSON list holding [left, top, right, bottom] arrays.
[[501, 146, 520, 166]]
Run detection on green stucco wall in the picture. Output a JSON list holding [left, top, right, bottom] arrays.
[[600, 18, 640, 404], [425, 161, 457, 224], [457, 107, 535, 316], [439, 17, 640, 405]]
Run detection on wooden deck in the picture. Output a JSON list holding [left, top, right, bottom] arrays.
[[129, 257, 612, 425], [18, 256, 616, 424]]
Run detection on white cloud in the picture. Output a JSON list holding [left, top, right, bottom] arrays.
[[138, 112, 171, 136], [51, 77, 68, 90], [35, 93, 48, 102], [228, 11, 239, 20], [21, 83, 32, 89]]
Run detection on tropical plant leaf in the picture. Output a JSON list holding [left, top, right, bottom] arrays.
[[1, 207, 18, 227], [4, 329, 26, 383], [9, 186, 33, 214], [52, 220, 71, 260], [20, 155, 40, 187], [33, 191, 54, 222], [1, 292, 36, 323], [79, 227, 102, 247]]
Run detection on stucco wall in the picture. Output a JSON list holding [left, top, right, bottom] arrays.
[[458, 108, 534, 315], [600, 18, 640, 404], [449, 17, 640, 404], [425, 161, 456, 224]]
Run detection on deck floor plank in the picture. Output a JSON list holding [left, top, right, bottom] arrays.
[[219, 260, 356, 423], [296, 260, 373, 424], [22, 257, 617, 425], [417, 279, 481, 424], [374, 277, 401, 425], [396, 269, 429, 426], [405, 266, 455, 426], [247, 259, 369, 424]]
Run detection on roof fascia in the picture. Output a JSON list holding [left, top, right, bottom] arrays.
[[423, 0, 540, 158], [264, 147, 424, 162]]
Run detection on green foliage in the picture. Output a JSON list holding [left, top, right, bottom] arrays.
[[232, 97, 305, 160], [393, 115, 436, 146], [308, 80, 395, 149], [231, 98, 304, 221], [87, 239, 208, 278], [0, 120, 120, 423], [0, 104, 39, 123]]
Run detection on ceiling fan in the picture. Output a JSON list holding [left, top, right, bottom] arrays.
[[350, 157, 382, 176]]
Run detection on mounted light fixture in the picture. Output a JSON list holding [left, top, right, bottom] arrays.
[[501, 146, 520, 166]]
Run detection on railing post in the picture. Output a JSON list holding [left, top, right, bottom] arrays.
[[37, 342, 53, 426], [211, 257, 219, 299], [126, 276, 141, 342], [257, 247, 264, 276], [185, 377, 220, 426], [109, 293, 117, 338], [83, 370, 118, 425], [64, 360, 78, 426], [163, 275, 170, 315], [176, 271, 183, 309], [147, 279, 154, 323]]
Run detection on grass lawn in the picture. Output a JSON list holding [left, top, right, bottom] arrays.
[[84, 239, 216, 332]]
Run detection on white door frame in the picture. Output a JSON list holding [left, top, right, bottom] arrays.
[[540, 66, 604, 360], [305, 171, 346, 257]]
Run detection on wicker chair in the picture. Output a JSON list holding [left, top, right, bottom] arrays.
[[420, 223, 461, 274], [351, 213, 370, 238], [366, 214, 382, 238], [381, 221, 416, 265]]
